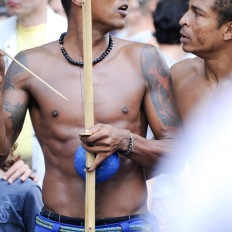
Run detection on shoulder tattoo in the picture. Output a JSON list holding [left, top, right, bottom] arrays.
[[4, 52, 28, 91], [140, 45, 181, 127]]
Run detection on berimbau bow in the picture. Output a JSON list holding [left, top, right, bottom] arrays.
[[0, 49, 69, 102], [82, 0, 96, 231]]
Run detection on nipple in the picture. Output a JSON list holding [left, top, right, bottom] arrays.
[[122, 107, 128, 114], [52, 110, 59, 118]]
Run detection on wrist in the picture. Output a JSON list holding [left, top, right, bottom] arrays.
[[118, 130, 134, 156]]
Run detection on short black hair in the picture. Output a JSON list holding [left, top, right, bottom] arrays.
[[211, 0, 232, 28], [153, 0, 189, 44], [61, 0, 71, 17]]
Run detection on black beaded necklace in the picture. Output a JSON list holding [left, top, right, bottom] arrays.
[[59, 32, 113, 67]]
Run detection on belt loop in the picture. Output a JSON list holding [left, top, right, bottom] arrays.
[[120, 222, 131, 232], [51, 223, 60, 232]]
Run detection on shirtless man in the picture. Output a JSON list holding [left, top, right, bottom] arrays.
[[0, 0, 181, 231], [160, 1, 232, 230], [149, 1, 232, 231], [171, 0, 232, 125]]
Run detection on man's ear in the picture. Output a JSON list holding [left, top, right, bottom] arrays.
[[223, 23, 232, 41], [72, 0, 82, 7]]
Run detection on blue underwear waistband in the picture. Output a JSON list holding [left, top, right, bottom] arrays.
[[35, 214, 156, 232]]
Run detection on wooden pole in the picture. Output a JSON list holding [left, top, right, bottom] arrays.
[[82, 0, 95, 231]]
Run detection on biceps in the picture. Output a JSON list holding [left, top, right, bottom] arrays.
[[4, 97, 27, 144], [145, 78, 181, 139], [151, 76, 180, 127]]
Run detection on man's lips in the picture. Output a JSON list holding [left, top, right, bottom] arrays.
[[117, 4, 128, 17], [180, 30, 190, 43]]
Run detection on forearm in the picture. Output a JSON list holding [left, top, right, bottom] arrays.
[[0, 86, 10, 161], [0, 119, 10, 167], [0, 114, 10, 157], [123, 133, 185, 177]]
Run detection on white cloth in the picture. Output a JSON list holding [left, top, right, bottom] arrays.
[[115, 29, 154, 44], [0, 6, 67, 188], [176, 84, 232, 232]]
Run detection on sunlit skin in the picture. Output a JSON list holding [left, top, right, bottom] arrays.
[[0, 0, 181, 218]]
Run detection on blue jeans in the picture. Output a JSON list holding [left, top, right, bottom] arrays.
[[35, 214, 159, 232]]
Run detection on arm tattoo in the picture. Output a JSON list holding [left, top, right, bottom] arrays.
[[3, 52, 27, 91], [3, 101, 27, 144], [140, 45, 180, 127]]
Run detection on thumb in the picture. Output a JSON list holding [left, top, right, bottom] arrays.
[[86, 154, 106, 172]]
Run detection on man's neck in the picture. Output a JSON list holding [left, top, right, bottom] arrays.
[[63, 30, 110, 62], [203, 54, 232, 83]]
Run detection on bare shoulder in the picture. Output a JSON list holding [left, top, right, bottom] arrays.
[[19, 41, 60, 67], [113, 36, 160, 59], [112, 36, 167, 78], [5, 41, 62, 95], [171, 57, 203, 79], [171, 57, 204, 87]]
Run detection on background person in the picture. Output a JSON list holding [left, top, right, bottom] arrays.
[[0, 0, 8, 21], [0, 143, 43, 232], [48, 0, 66, 17], [0, 0, 67, 188], [152, 0, 193, 67], [150, 0, 232, 231], [115, 0, 158, 46]]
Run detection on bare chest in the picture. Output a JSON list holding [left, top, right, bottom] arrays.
[[174, 77, 216, 121], [29, 67, 145, 137]]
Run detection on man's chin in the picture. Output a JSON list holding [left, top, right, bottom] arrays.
[[182, 45, 192, 54]]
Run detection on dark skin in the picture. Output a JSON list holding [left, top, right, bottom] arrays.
[[0, 0, 181, 218]]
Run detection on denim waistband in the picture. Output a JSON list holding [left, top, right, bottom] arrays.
[[40, 208, 151, 226]]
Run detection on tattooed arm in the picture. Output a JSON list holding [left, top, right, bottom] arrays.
[[79, 45, 184, 175], [128, 45, 183, 177], [0, 52, 29, 167], [0, 51, 7, 163]]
